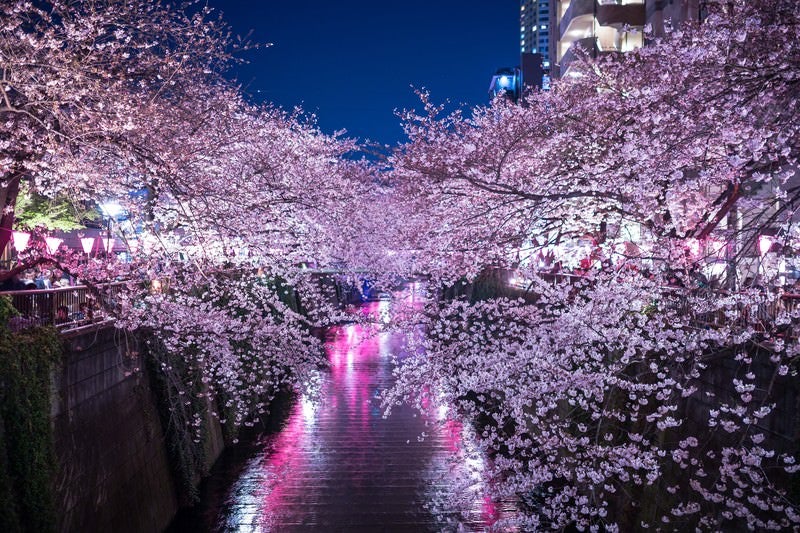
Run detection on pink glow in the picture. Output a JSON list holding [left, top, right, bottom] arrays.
[[11, 231, 30, 252], [102, 236, 115, 253], [217, 300, 497, 530], [686, 238, 700, 256]]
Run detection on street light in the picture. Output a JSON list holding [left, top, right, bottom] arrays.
[[489, 67, 521, 102], [99, 201, 123, 259], [99, 201, 124, 219]]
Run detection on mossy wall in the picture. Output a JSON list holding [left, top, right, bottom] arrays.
[[0, 299, 61, 533], [51, 325, 180, 533]]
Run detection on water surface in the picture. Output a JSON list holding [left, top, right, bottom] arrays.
[[171, 291, 501, 532]]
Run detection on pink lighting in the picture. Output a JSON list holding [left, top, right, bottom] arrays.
[[11, 231, 30, 252], [102, 237, 115, 254], [219, 297, 497, 530], [45, 236, 63, 254], [81, 237, 95, 255], [759, 235, 775, 256]]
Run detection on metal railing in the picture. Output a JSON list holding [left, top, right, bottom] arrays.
[[665, 288, 800, 337], [510, 270, 800, 337], [1, 283, 125, 331]]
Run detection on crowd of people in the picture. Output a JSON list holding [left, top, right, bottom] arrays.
[[0, 267, 76, 291], [0, 267, 101, 330]]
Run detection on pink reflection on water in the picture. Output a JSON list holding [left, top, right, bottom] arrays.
[[219, 292, 500, 531]]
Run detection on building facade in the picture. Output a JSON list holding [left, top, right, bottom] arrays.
[[520, 0, 552, 69], [549, 0, 704, 78]]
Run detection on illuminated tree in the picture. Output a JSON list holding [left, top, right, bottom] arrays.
[[0, 0, 242, 253], [382, 0, 800, 529], [0, 0, 367, 439]]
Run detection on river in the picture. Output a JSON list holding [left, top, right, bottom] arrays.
[[169, 287, 504, 532]]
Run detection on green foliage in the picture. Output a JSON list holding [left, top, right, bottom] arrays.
[[0, 296, 61, 533], [14, 182, 98, 231], [142, 334, 207, 504], [0, 297, 18, 324]]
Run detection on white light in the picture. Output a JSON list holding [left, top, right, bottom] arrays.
[[100, 201, 124, 219], [81, 237, 95, 254], [45, 237, 63, 254], [103, 237, 115, 254], [12, 231, 30, 252], [759, 235, 774, 256], [301, 395, 316, 424]]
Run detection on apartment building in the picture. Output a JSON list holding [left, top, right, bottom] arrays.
[[521, 0, 552, 68], [549, 0, 704, 78]]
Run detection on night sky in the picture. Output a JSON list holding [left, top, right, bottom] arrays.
[[205, 1, 519, 147]]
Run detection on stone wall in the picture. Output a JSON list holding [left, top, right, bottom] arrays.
[[51, 324, 194, 533], [686, 345, 800, 453]]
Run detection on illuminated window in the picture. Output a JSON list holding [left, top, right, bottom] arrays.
[[541, 24, 547, 30]]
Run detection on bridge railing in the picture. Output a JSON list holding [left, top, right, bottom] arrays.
[[0, 283, 125, 331]]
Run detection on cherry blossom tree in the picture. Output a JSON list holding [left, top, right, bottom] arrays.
[[380, 0, 800, 529], [0, 0, 371, 448], [0, 0, 249, 253]]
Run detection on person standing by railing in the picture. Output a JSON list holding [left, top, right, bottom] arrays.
[[0, 271, 26, 291]]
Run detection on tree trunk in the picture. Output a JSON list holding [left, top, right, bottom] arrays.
[[0, 167, 23, 256]]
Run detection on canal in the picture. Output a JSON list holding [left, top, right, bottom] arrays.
[[169, 289, 504, 532]]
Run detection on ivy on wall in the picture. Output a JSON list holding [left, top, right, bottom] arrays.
[[142, 334, 208, 505], [0, 296, 61, 533]]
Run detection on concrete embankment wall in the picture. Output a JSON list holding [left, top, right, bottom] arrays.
[[51, 324, 225, 533], [48, 275, 349, 532]]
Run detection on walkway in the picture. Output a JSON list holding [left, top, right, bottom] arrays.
[[198, 294, 503, 532]]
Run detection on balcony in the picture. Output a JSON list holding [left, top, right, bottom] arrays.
[[560, 0, 645, 39], [559, 36, 598, 76], [560, 0, 595, 39], [596, 2, 645, 28]]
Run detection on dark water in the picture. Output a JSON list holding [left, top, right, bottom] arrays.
[[169, 287, 504, 532]]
